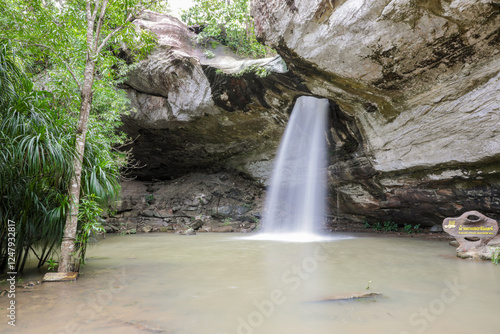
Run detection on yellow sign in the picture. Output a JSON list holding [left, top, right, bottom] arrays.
[[444, 220, 456, 229], [458, 225, 494, 231]]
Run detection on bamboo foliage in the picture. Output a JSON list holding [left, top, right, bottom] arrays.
[[1, 0, 158, 272], [0, 42, 120, 272], [0, 59, 74, 271]]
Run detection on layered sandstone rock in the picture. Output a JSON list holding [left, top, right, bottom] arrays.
[[105, 173, 264, 234], [252, 0, 500, 224], [120, 11, 304, 181], [122, 3, 500, 226]]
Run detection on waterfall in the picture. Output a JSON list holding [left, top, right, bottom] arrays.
[[258, 96, 329, 241]]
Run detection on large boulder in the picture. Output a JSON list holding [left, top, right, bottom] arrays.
[[251, 0, 500, 224]]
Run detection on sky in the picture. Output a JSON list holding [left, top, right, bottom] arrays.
[[168, 0, 195, 18]]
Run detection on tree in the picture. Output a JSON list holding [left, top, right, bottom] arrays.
[[1, 0, 157, 272], [0, 42, 73, 272], [0, 41, 121, 272], [181, 0, 273, 58]]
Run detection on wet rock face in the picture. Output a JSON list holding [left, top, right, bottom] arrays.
[[120, 106, 286, 180], [252, 0, 500, 224], [125, 12, 215, 123], [252, 0, 500, 170]]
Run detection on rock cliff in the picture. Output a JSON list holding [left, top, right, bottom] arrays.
[[121, 11, 305, 182], [252, 0, 500, 224], [120, 3, 500, 226]]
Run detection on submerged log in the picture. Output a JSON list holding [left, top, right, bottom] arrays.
[[307, 292, 382, 303], [42, 272, 78, 282]]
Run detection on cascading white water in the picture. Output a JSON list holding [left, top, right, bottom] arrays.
[[257, 96, 329, 241]]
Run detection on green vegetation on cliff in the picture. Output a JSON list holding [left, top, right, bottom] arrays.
[[181, 0, 273, 58]]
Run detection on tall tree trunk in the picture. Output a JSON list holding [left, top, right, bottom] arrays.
[[57, 0, 142, 272], [58, 59, 95, 273]]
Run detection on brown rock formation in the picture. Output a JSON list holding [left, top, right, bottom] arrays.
[[120, 4, 500, 227], [120, 11, 305, 181]]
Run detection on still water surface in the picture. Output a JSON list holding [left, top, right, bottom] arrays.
[[3, 233, 500, 334]]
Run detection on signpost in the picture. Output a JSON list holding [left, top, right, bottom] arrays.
[[442, 211, 498, 255]]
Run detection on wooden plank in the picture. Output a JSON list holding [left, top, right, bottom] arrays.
[[42, 272, 78, 282]]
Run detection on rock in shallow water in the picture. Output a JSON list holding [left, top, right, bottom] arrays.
[[184, 228, 196, 235], [212, 226, 234, 233], [307, 292, 382, 303]]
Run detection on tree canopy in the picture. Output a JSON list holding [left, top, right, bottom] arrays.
[[0, 0, 157, 272], [0, 41, 120, 271], [0, 0, 272, 272], [181, 0, 273, 58]]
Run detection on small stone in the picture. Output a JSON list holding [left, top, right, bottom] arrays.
[[430, 225, 443, 232], [185, 228, 196, 235], [213, 226, 234, 233], [197, 197, 209, 205], [189, 219, 204, 230], [104, 225, 118, 233], [141, 225, 153, 233], [141, 209, 157, 217], [159, 226, 174, 232]]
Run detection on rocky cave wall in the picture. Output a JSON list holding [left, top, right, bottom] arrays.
[[117, 2, 500, 228], [119, 11, 308, 182], [110, 11, 312, 233]]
